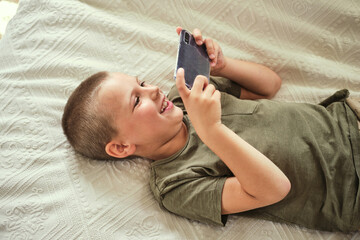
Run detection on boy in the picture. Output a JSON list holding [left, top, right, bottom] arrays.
[[62, 28, 360, 232]]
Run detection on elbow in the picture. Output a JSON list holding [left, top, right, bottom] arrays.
[[265, 74, 282, 99], [280, 177, 291, 200], [274, 74, 282, 95], [264, 176, 291, 206], [274, 176, 291, 203]]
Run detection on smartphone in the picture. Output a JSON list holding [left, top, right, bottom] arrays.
[[174, 29, 210, 89]]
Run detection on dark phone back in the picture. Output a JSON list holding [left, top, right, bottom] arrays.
[[174, 30, 210, 89]]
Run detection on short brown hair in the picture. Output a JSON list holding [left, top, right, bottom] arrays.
[[62, 71, 117, 160]]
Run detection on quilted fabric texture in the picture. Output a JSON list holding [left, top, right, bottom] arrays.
[[0, 0, 359, 239]]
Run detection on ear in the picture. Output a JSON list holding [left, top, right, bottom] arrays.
[[105, 140, 136, 159]]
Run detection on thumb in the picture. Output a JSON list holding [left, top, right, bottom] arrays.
[[176, 26, 183, 35], [176, 68, 190, 99]]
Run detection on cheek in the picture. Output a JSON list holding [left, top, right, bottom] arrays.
[[131, 103, 161, 131], [137, 102, 158, 119]]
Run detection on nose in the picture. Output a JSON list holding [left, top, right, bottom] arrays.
[[148, 85, 160, 100]]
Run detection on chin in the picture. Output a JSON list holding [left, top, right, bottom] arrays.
[[174, 107, 184, 120]]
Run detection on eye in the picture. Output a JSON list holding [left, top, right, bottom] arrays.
[[134, 80, 145, 109], [134, 96, 140, 108]]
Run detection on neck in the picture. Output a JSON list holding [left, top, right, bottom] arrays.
[[142, 121, 188, 160]]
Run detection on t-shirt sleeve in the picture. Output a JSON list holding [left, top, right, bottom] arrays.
[[209, 76, 242, 98], [160, 176, 228, 226]]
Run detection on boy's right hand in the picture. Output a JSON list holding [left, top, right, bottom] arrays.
[[176, 68, 222, 137], [176, 27, 227, 76]]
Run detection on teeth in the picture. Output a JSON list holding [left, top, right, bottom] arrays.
[[161, 99, 168, 113]]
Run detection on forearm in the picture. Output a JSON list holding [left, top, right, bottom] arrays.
[[215, 57, 282, 99], [199, 123, 290, 202]]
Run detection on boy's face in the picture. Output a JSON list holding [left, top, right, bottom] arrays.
[[97, 72, 184, 152]]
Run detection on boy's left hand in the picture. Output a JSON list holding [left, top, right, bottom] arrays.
[[176, 27, 226, 76]]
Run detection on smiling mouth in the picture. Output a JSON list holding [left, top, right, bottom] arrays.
[[160, 97, 169, 113]]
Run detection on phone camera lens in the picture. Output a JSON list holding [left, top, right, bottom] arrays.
[[184, 32, 190, 44]]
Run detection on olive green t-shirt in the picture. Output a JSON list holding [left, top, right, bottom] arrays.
[[149, 77, 360, 232]]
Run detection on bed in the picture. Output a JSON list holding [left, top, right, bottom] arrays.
[[1, 0, 359, 239]]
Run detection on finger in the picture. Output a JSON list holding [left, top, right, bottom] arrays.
[[192, 75, 207, 93], [192, 28, 203, 45], [210, 47, 219, 67], [176, 68, 190, 98], [213, 89, 221, 102], [203, 83, 216, 98], [204, 39, 217, 68], [204, 38, 215, 60], [213, 42, 220, 64], [176, 26, 182, 35], [210, 55, 218, 67]]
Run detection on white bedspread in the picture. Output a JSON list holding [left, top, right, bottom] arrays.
[[0, 0, 359, 239]]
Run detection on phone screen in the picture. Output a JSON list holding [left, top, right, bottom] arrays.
[[174, 30, 210, 89]]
